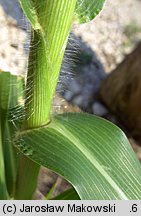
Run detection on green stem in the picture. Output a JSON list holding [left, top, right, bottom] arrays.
[[16, 0, 77, 200], [24, 0, 77, 129]]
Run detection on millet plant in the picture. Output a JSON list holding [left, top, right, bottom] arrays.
[[0, 0, 141, 200]]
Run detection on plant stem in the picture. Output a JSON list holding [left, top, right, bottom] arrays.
[[24, 0, 77, 129], [16, 0, 77, 200]]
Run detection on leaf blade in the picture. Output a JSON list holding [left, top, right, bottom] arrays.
[[75, 0, 105, 23], [15, 113, 141, 200]]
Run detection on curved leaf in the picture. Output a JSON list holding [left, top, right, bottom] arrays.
[[15, 113, 141, 200], [75, 0, 105, 23]]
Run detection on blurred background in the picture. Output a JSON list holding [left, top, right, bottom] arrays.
[[0, 0, 141, 199]]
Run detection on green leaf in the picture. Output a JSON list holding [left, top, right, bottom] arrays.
[[0, 72, 15, 199], [3, 121, 16, 197], [0, 72, 11, 134], [0, 72, 24, 198], [15, 113, 141, 200], [18, 0, 41, 30], [0, 72, 24, 133], [53, 188, 80, 200], [0, 120, 8, 200], [75, 0, 105, 23], [14, 155, 40, 200]]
